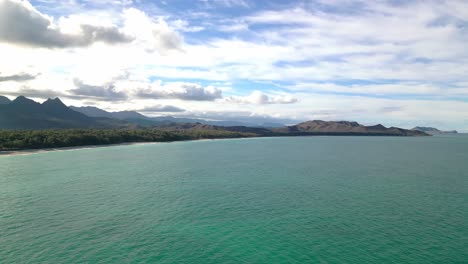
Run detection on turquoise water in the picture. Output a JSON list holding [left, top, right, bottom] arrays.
[[1, 136, 467, 263]]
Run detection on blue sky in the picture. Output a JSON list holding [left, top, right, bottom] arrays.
[[1, 0, 468, 130]]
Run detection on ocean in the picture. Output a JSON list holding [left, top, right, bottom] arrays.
[[1, 136, 467, 263]]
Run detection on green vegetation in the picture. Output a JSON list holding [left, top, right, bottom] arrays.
[[0, 129, 258, 151]]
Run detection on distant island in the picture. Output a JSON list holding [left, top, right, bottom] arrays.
[[0, 96, 429, 151], [412, 126, 458, 135]]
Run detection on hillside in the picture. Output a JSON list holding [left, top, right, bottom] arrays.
[[0, 96, 129, 129], [70, 106, 147, 120], [273, 120, 427, 136], [0, 96, 429, 139], [412, 126, 458, 135], [158, 122, 273, 135], [0, 96, 11, 104], [71, 105, 285, 128]]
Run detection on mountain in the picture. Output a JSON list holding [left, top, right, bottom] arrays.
[[159, 122, 272, 135], [145, 116, 285, 128], [112, 111, 147, 120], [412, 126, 458, 135], [69, 106, 114, 118], [70, 106, 174, 127], [0, 96, 11, 104], [0, 96, 429, 136], [0, 96, 129, 129], [70, 106, 147, 120], [158, 120, 428, 137], [273, 120, 427, 136], [71, 105, 286, 127]]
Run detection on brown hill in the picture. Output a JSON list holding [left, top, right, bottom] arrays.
[[273, 120, 428, 136]]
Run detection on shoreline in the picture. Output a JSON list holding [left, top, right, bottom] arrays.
[[0, 137, 252, 157], [0, 141, 159, 157], [0, 133, 438, 157]]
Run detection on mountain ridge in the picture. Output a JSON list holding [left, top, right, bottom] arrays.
[[0, 96, 129, 129], [273, 120, 427, 136], [0, 96, 430, 137], [0, 96, 12, 104], [412, 126, 458, 134], [70, 105, 285, 128]]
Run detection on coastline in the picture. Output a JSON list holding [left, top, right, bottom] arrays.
[[0, 121, 430, 155], [0, 137, 245, 157], [0, 141, 164, 157], [0, 133, 437, 157]]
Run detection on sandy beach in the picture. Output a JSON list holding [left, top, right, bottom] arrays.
[[0, 142, 164, 157], [0, 137, 246, 157]]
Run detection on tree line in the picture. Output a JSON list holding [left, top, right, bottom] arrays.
[[0, 129, 258, 151]]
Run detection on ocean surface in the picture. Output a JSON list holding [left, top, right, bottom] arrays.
[[1, 136, 467, 263]]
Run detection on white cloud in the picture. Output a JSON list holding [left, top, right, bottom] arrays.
[[122, 8, 183, 54], [286, 82, 468, 99], [139, 104, 185, 113], [70, 79, 127, 101], [218, 22, 249, 32], [0, 0, 133, 48], [225, 91, 298, 105], [171, 19, 205, 32], [82, 0, 133, 6], [135, 81, 223, 101], [200, 0, 250, 8], [0, 72, 37, 82]]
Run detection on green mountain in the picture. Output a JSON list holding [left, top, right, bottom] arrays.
[[70, 106, 198, 126], [0, 96, 11, 104], [0, 96, 429, 137], [69, 106, 114, 118], [157, 122, 272, 135], [70, 105, 285, 127], [69, 106, 147, 120], [0, 96, 129, 129]]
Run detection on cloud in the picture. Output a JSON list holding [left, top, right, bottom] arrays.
[[286, 82, 468, 99], [70, 79, 128, 101], [122, 8, 183, 53], [225, 91, 298, 105], [218, 22, 249, 32], [0, 86, 65, 98], [0, 0, 133, 48], [80, 24, 133, 44], [171, 19, 205, 32], [139, 104, 185, 113], [136, 82, 223, 101], [0, 73, 37, 82], [380, 106, 403, 113], [181, 110, 297, 125], [200, 0, 250, 8], [81, 0, 134, 7]]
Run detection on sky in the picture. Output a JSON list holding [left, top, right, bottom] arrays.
[[0, 0, 468, 130]]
